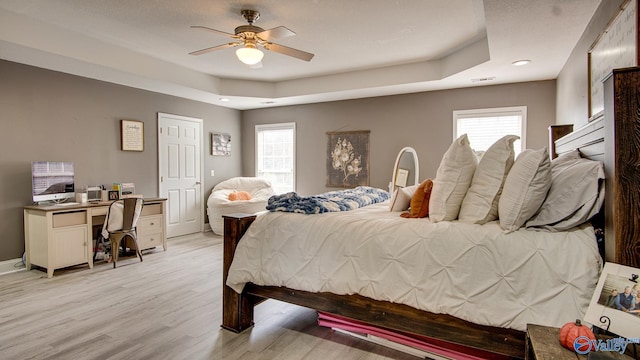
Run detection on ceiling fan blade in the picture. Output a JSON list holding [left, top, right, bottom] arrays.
[[263, 42, 314, 62], [190, 25, 236, 38], [189, 42, 239, 56], [257, 26, 295, 41]]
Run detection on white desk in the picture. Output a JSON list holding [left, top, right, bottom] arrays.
[[24, 198, 167, 278]]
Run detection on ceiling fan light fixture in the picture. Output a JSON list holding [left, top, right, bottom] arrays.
[[236, 45, 264, 65]]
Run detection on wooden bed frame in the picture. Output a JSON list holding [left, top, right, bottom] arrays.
[[221, 67, 640, 359]]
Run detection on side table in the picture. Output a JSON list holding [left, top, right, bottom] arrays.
[[526, 324, 634, 360]]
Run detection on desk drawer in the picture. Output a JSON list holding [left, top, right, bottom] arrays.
[[138, 215, 162, 235], [141, 203, 162, 216], [52, 211, 87, 228], [138, 233, 163, 250], [91, 207, 108, 216]]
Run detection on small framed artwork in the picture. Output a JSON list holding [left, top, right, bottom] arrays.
[[584, 262, 640, 340], [211, 132, 231, 156], [108, 190, 120, 201], [121, 119, 144, 151], [395, 168, 409, 188]]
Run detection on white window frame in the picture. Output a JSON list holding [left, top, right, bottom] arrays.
[[453, 106, 527, 154], [255, 122, 296, 193]]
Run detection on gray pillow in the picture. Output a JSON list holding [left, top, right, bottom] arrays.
[[526, 158, 604, 231], [551, 149, 581, 167]]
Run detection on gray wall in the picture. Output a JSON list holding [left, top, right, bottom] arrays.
[[242, 80, 556, 196], [0, 60, 242, 261], [556, 0, 626, 128]]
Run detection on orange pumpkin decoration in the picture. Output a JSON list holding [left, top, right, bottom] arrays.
[[228, 191, 252, 201], [559, 319, 596, 353]]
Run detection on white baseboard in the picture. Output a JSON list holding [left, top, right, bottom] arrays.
[[0, 257, 26, 276]]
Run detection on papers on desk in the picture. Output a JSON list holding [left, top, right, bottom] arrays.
[[56, 202, 79, 207]]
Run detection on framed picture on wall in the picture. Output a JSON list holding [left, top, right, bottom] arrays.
[[326, 130, 370, 188], [121, 119, 144, 151], [588, 0, 638, 120], [211, 132, 231, 156]]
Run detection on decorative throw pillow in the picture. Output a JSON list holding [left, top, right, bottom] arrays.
[[228, 191, 252, 201], [459, 135, 519, 224], [526, 158, 604, 231], [498, 148, 551, 232], [389, 184, 419, 212], [401, 179, 433, 218], [429, 134, 477, 222]]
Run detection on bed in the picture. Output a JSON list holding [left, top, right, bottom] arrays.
[[221, 67, 640, 359]]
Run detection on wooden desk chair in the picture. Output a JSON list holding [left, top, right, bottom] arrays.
[[104, 198, 144, 268]]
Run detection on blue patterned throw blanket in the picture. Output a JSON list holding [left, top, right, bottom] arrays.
[[267, 186, 390, 214]]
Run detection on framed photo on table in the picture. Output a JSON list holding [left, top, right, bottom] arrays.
[[395, 168, 409, 188], [588, 0, 638, 120], [121, 119, 144, 151], [584, 262, 640, 340], [108, 190, 120, 201]]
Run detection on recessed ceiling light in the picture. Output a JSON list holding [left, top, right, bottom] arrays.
[[219, 98, 230, 102], [512, 60, 531, 66]]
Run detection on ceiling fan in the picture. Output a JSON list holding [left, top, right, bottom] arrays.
[[189, 9, 314, 66]]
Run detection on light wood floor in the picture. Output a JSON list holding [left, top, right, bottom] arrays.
[[0, 232, 419, 360]]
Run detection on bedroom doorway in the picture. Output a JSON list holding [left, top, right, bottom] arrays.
[[158, 113, 203, 238]]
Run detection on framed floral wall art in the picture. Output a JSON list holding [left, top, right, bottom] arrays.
[[326, 130, 369, 188]]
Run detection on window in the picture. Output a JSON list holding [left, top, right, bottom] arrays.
[[256, 123, 295, 194], [453, 106, 526, 156]]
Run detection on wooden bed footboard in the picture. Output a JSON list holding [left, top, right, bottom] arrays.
[[221, 214, 525, 359]]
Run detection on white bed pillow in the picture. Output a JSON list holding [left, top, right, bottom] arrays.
[[429, 134, 477, 222], [459, 135, 519, 224], [498, 148, 551, 232], [389, 184, 418, 212], [526, 158, 604, 231]]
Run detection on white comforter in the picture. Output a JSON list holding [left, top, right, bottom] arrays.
[[227, 203, 602, 331]]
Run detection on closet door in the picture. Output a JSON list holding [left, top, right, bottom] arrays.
[[158, 113, 203, 237]]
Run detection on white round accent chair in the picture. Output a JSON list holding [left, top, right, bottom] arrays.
[[207, 177, 275, 235]]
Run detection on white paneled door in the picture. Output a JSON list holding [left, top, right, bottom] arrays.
[[158, 113, 203, 238]]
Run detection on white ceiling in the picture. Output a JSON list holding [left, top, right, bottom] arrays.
[[0, 0, 600, 110]]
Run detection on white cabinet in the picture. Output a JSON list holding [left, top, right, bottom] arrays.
[[137, 201, 166, 251], [137, 215, 165, 250], [52, 226, 90, 268], [24, 209, 92, 278]]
